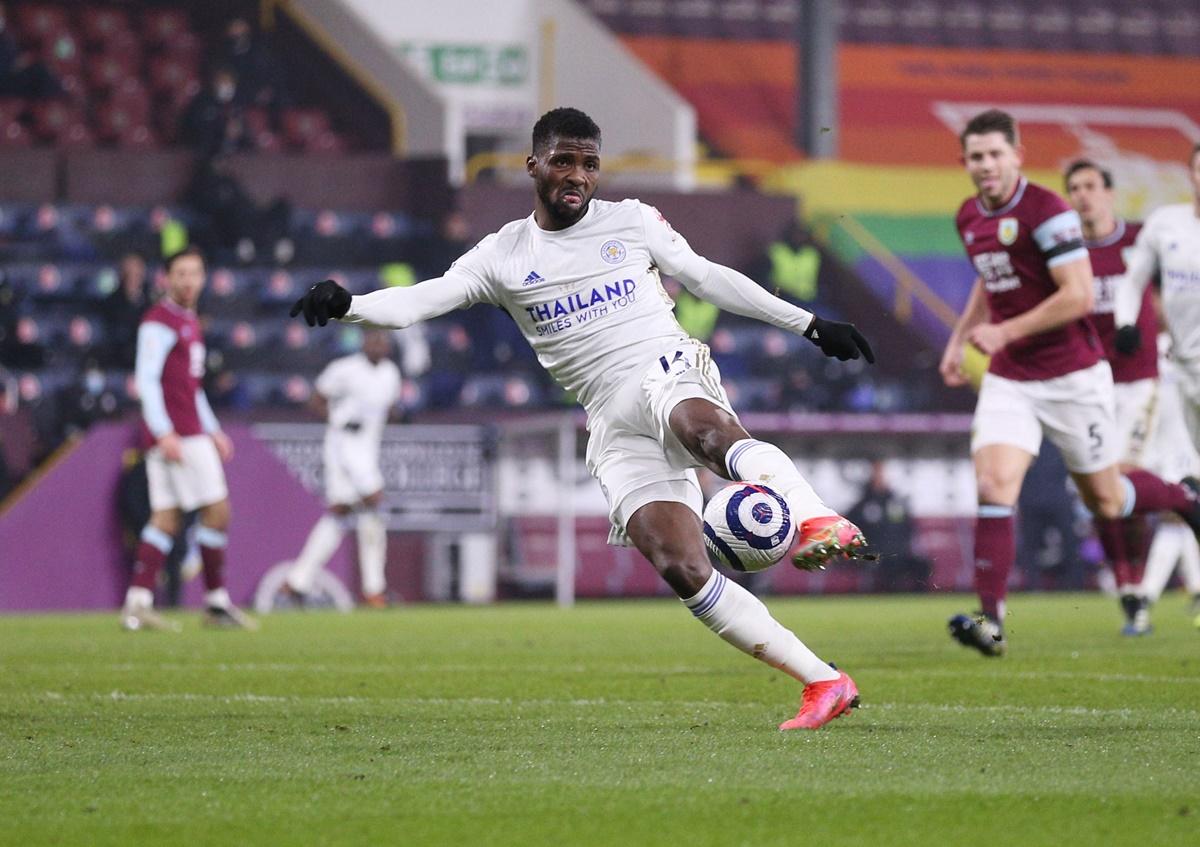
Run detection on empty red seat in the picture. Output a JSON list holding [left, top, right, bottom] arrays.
[[306, 130, 347, 155], [142, 8, 190, 48], [79, 7, 131, 46], [0, 98, 27, 125], [110, 77, 151, 123], [87, 52, 137, 92], [14, 4, 69, 43], [114, 123, 158, 150], [0, 118, 32, 147], [147, 54, 197, 94], [282, 108, 331, 148], [30, 99, 81, 140]]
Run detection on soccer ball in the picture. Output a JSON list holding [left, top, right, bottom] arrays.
[[702, 482, 795, 573]]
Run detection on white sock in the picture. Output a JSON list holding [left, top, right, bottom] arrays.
[[724, 439, 836, 522], [287, 514, 348, 593], [124, 585, 153, 609], [205, 587, 231, 609], [1140, 523, 1189, 602], [356, 511, 388, 596], [683, 570, 840, 684]]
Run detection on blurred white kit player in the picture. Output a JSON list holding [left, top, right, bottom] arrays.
[[1115, 144, 1200, 449], [1138, 338, 1200, 609], [285, 330, 401, 606]]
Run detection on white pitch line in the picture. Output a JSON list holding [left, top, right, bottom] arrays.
[[7, 690, 1199, 720]]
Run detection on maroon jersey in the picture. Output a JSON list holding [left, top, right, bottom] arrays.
[[956, 177, 1100, 381], [1087, 219, 1158, 383], [137, 298, 206, 445]]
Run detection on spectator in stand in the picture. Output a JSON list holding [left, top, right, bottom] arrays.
[[845, 461, 931, 592], [749, 214, 827, 309], [179, 67, 252, 160], [0, 2, 62, 100], [102, 253, 150, 370], [212, 17, 288, 118], [185, 155, 293, 265]]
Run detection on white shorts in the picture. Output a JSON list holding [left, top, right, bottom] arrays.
[[971, 361, 1118, 474], [1175, 361, 1200, 451], [1112, 378, 1159, 467], [146, 434, 228, 512], [586, 339, 737, 546], [323, 430, 384, 506], [1142, 364, 1200, 481]]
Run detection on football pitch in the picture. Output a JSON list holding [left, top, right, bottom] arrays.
[[2, 593, 1197, 846]]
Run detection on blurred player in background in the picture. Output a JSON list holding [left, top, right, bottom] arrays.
[[1064, 159, 1161, 634], [292, 107, 876, 731], [1114, 143, 1200, 450], [283, 329, 400, 608], [939, 110, 1200, 656], [120, 246, 256, 631], [1136, 336, 1200, 628]]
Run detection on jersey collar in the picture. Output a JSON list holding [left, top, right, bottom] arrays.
[[1084, 218, 1126, 249], [975, 176, 1028, 218]]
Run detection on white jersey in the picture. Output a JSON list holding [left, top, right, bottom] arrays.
[[1115, 203, 1200, 367], [344, 198, 815, 412], [315, 353, 401, 439], [444, 199, 702, 410]]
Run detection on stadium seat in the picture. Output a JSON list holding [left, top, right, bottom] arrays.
[[1115, 7, 1161, 54], [986, 1, 1031, 49], [1159, 3, 1200, 56], [942, 0, 987, 46], [1071, 1, 1119, 52], [0, 98, 27, 126], [281, 107, 331, 149], [86, 52, 136, 93], [142, 8, 190, 49], [14, 4, 69, 44], [896, 0, 944, 45], [1027, 3, 1074, 50], [79, 7, 131, 47]]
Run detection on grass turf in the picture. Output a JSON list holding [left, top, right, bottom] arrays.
[[2, 592, 1198, 846]]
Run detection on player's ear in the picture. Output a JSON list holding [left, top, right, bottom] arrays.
[[526, 155, 537, 178], [1013, 143, 1026, 168]]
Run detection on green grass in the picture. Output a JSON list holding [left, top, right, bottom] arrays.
[[2, 593, 1199, 846]]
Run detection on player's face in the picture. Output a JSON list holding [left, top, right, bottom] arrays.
[[1065, 168, 1112, 227], [363, 331, 391, 363], [166, 255, 205, 309], [962, 132, 1023, 209], [528, 136, 600, 229]]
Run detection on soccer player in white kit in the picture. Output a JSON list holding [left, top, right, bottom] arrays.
[[1137, 338, 1200, 627], [1114, 143, 1200, 448], [284, 330, 400, 607], [292, 108, 875, 730]]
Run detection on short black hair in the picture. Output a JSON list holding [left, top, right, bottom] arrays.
[[532, 107, 601, 155], [960, 109, 1018, 149], [164, 245, 205, 272], [1063, 158, 1113, 190]]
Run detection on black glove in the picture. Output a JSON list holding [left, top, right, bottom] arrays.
[[290, 280, 351, 327], [804, 315, 876, 363], [1113, 325, 1141, 355]]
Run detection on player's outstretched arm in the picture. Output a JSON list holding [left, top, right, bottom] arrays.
[[1113, 227, 1159, 354], [681, 261, 875, 363], [290, 275, 475, 329], [940, 277, 987, 387]]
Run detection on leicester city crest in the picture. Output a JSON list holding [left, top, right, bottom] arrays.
[[998, 217, 1019, 246], [600, 240, 627, 265]]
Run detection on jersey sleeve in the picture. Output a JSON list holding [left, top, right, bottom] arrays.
[[1030, 200, 1088, 268], [441, 234, 503, 306], [1114, 215, 1162, 327], [344, 237, 500, 328], [134, 321, 177, 438], [314, 359, 345, 399], [637, 202, 710, 283]]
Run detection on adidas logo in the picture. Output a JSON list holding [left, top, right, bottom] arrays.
[[522, 271, 545, 286]]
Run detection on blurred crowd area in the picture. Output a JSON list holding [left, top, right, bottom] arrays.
[[0, 2, 353, 153]]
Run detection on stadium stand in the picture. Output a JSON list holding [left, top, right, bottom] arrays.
[[0, 2, 352, 152]]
